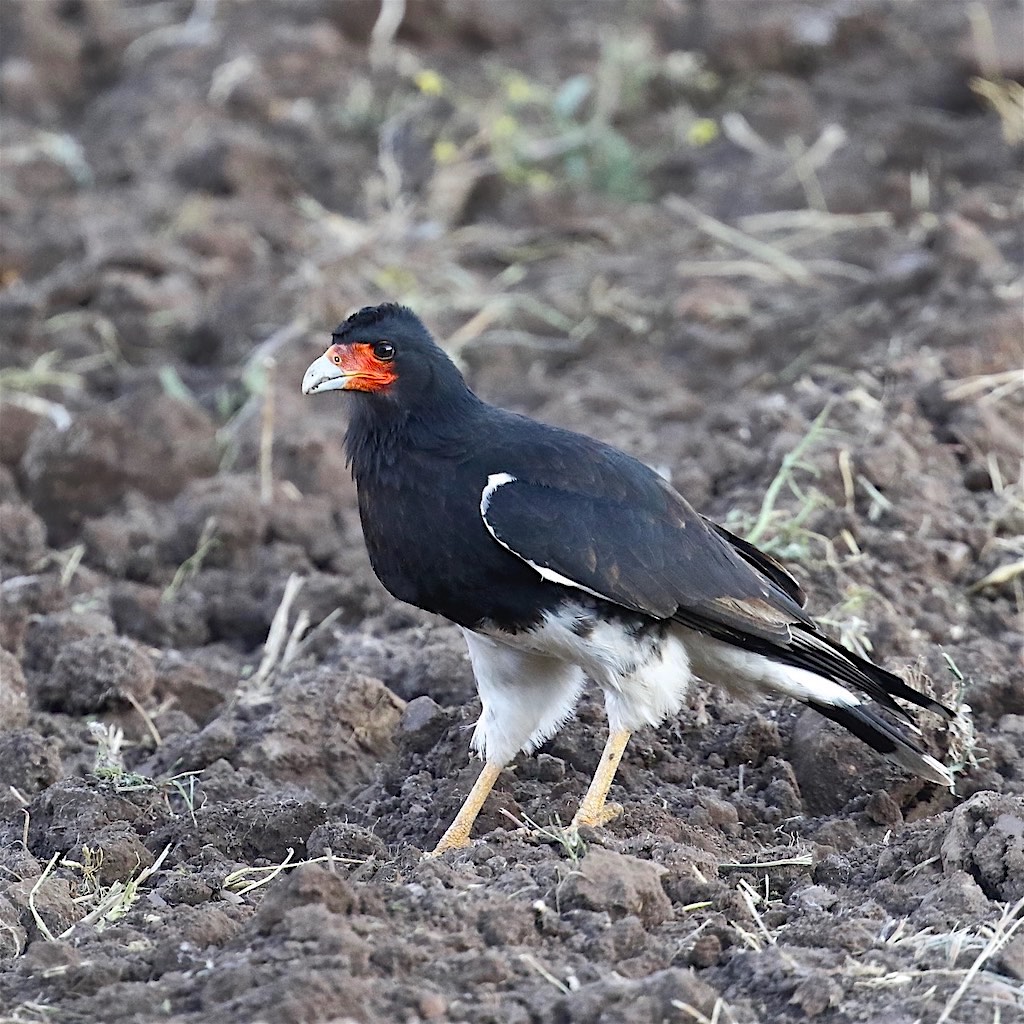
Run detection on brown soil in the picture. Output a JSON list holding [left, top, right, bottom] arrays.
[[1, 2, 1022, 1022]]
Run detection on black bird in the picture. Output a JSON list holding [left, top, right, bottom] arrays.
[[302, 303, 954, 855]]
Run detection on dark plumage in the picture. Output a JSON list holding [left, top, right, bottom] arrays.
[[302, 303, 954, 854]]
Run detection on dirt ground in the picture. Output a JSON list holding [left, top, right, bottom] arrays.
[[1, 1, 1023, 1022]]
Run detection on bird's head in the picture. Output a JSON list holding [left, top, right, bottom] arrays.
[[302, 303, 466, 410]]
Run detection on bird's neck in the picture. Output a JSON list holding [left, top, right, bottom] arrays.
[[344, 388, 483, 484]]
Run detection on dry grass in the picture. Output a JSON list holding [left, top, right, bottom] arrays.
[[161, 516, 219, 603], [28, 844, 172, 943], [968, 1, 1024, 145], [222, 848, 369, 897], [241, 571, 309, 701], [498, 808, 586, 865], [858, 895, 1024, 1023], [723, 401, 836, 560], [671, 997, 746, 1024], [88, 722, 204, 823]]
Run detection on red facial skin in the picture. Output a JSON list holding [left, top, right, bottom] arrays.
[[325, 342, 397, 393]]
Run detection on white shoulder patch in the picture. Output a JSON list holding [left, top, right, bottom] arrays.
[[478, 472, 608, 601], [480, 472, 516, 515]]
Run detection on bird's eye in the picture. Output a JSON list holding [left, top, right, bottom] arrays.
[[332, 353, 341, 364], [374, 341, 395, 361]]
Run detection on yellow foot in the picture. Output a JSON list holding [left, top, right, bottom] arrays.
[[424, 832, 472, 858], [571, 727, 631, 831], [571, 800, 624, 829], [424, 760, 504, 858]]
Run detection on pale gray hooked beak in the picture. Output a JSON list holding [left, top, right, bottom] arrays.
[[302, 353, 350, 395]]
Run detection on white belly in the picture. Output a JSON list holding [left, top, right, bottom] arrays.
[[471, 602, 694, 749]]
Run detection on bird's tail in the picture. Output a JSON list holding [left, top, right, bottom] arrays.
[[804, 698, 954, 787], [784, 632, 955, 787], [679, 622, 958, 782], [682, 626, 956, 786]]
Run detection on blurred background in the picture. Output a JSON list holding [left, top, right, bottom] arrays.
[[2, 1, 1021, 519], [1, 4, 1023, 1021], [1, 0, 1022, 667], [1, 0, 1022, 692]]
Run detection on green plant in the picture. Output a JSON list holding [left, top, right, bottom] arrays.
[[724, 403, 836, 559]]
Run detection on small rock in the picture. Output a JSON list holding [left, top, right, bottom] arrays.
[[266, 491, 346, 566], [518, 752, 566, 784], [0, 648, 29, 728], [478, 903, 536, 947], [6, 875, 84, 941], [400, 694, 448, 753], [0, 502, 47, 572], [0, 895, 26, 958], [82, 496, 169, 581], [168, 475, 266, 568], [695, 792, 740, 828], [22, 610, 116, 675], [813, 853, 853, 887], [0, 574, 63, 659], [73, 825, 154, 887], [22, 392, 218, 545], [306, 822, 388, 862], [686, 931, 722, 968], [417, 992, 448, 1021], [941, 792, 1024, 901], [0, 728, 61, 795], [154, 653, 231, 725], [562, 847, 672, 927], [791, 885, 837, 912], [552, 966, 717, 1023], [230, 669, 405, 800], [19, 938, 82, 973], [159, 875, 215, 907], [253, 863, 356, 935], [789, 709, 884, 815], [726, 717, 782, 767], [110, 582, 210, 649], [33, 634, 155, 715], [865, 789, 904, 827], [790, 971, 843, 1017]]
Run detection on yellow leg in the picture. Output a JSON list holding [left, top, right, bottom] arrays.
[[428, 760, 504, 856], [572, 727, 631, 828]]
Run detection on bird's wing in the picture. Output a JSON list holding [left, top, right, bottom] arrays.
[[701, 517, 807, 608], [479, 469, 812, 644], [480, 465, 953, 723]]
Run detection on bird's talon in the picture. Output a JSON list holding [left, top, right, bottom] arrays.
[[572, 801, 624, 829], [424, 835, 472, 858]]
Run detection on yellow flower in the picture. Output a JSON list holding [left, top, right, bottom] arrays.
[[491, 114, 518, 140], [414, 70, 444, 96], [432, 140, 459, 164], [505, 74, 534, 105], [687, 118, 719, 147], [527, 170, 555, 191]]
